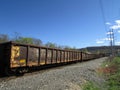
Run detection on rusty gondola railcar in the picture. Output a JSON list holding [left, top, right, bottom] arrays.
[[0, 41, 103, 76]]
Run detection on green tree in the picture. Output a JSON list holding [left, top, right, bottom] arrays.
[[72, 46, 77, 50], [12, 32, 43, 45], [83, 48, 88, 53], [32, 38, 42, 46], [64, 46, 72, 50], [45, 42, 57, 48], [15, 37, 33, 44]]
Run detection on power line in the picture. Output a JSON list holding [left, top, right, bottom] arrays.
[[99, 0, 110, 45], [99, 0, 108, 32]]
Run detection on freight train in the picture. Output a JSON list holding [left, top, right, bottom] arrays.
[[0, 41, 104, 76]]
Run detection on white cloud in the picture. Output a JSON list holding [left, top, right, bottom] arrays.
[[103, 38, 113, 41], [115, 20, 120, 25], [106, 22, 111, 25], [96, 39, 104, 44], [116, 42, 120, 45], [106, 32, 113, 35], [110, 20, 120, 30], [110, 25, 120, 30], [96, 40, 104, 44], [96, 37, 113, 44], [118, 30, 120, 33]]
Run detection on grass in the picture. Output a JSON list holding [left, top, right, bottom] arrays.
[[82, 56, 120, 90], [106, 57, 120, 90], [82, 81, 100, 90]]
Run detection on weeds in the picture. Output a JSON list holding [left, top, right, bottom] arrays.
[[82, 57, 120, 90], [103, 57, 120, 90], [102, 57, 120, 90], [82, 81, 100, 90]]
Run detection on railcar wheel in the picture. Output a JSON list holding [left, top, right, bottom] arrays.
[[15, 68, 23, 76], [15, 67, 29, 76], [5, 67, 14, 76]]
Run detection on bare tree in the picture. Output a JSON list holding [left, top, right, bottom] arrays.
[[0, 34, 9, 43]]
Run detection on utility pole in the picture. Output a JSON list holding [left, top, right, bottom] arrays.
[[108, 29, 115, 56]]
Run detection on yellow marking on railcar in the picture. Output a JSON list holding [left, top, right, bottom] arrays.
[[20, 59, 26, 63], [40, 62, 45, 65], [11, 46, 20, 67]]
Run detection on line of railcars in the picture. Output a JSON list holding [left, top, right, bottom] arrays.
[[0, 41, 104, 76]]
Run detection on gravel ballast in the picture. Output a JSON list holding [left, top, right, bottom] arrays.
[[0, 57, 107, 90]]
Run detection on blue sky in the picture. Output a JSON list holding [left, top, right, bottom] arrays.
[[0, 0, 120, 48]]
